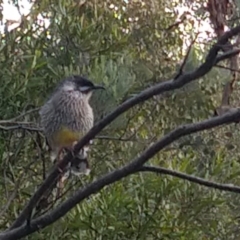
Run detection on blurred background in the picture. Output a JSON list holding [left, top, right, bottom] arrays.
[[0, 0, 240, 239]]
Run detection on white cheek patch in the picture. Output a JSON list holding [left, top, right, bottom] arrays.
[[63, 84, 75, 91], [79, 86, 91, 92]]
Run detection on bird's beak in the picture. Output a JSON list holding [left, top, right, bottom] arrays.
[[92, 85, 105, 90]]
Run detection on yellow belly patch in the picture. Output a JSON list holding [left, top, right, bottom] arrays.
[[53, 126, 82, 148]]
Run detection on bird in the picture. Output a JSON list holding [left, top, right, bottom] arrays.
[[39, 75, 105, 190]]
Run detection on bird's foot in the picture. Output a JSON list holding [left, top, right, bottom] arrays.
[[71, 158, 91, 176]]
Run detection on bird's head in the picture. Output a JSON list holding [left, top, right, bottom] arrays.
[[62, 75, 105, 101]]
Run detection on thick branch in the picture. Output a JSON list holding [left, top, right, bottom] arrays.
[[139, 166, 240, 193], [8, 25, 240, 232], [2, 109, 240, 240]]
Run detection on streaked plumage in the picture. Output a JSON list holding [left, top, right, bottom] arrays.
[[39, 75, 105, 176]]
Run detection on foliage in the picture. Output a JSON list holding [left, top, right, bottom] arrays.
[[0, 0, 240, 239]]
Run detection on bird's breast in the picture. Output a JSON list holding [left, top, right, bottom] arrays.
[[53, 126, 84, 148], [70, 105, 93, 131], [47, 97, 94, 149]]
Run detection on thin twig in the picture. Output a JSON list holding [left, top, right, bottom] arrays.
[[96, 136, 135, 141], [0, 121, 35, 125], [174, 32, 200, 80], [0, 160, 37, 216], [0, 108, 39, 124], [165, 15, 188, 31], [0, 180, 23, 217], [215, 64, 240, 73], [139, 166, 240, 192], [139, 15, 188, 32], [0, 125, 42, 132]]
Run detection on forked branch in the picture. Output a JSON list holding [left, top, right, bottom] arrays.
[[3, 24, 240, 239]]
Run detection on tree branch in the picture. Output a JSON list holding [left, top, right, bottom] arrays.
[[0, 108, 39, 124], [138, 166, 240, 193], [214, 48, 240, 64], [6, 24, 240, 234], [2, 109, 240, 240], [174, 32, 200, 79], [0, 125, 41, 132], [215, 64, 240, 73]]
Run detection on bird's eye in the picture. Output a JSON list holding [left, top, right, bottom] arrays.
[[79, 86, 91, 93]]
